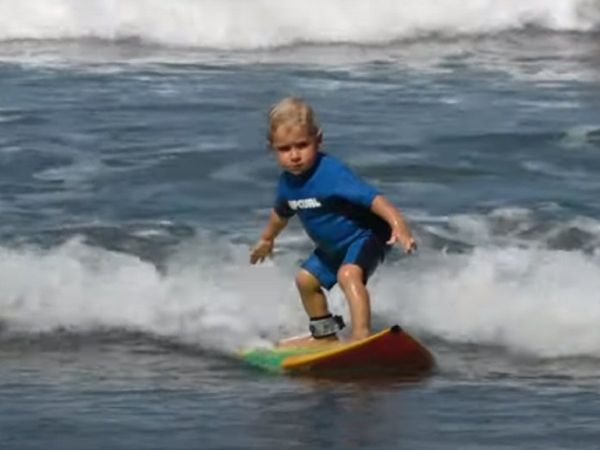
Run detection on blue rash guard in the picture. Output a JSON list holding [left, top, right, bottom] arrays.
[[274, 153, 391, 288]]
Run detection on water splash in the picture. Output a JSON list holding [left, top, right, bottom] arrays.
[[0, 0, 598, 49]]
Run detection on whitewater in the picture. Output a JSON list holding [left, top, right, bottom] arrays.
[[0, 0, 598, 49]]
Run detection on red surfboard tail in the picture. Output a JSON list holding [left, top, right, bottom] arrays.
[[280, 326, 434, 377]]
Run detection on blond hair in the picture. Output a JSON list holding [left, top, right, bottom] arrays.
[[268, 97, 321, 143]]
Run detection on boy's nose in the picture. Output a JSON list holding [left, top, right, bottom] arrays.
[[290, 149, 301, 161]]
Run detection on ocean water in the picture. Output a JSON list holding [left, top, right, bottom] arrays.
[[1, 1, 600, 449]]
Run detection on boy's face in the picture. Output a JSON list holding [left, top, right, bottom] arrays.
[[270, 124, 321, 176]]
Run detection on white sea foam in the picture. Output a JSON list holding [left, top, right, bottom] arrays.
[[0, 237, 302, 351], [0, 0, 598, 49], [1, 217, 600, 359], [378, 246, 600, 358]]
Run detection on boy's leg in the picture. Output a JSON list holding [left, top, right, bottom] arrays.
[[337, 264, 370, 341], [285, 269, 339, 345], [295, 269, 330, 318], [338, 234, 388, 341], [298, 249, 338, 318], [291, 251, 341, 343]]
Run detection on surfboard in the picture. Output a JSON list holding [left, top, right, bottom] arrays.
[[241, 325, 434, 377]]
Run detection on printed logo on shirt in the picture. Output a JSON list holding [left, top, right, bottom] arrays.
[[288, 198, 322, 210]]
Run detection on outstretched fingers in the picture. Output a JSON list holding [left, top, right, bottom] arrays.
[[387, 231, 417, 254], [250, 240, 273, 264]]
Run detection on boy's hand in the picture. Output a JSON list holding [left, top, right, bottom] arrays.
[[370, 196, 417, 254], [250, 238, 274, 264], [387, 229, 417, 254]]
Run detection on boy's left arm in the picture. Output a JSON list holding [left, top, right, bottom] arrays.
[[370, 195, 417, 253]]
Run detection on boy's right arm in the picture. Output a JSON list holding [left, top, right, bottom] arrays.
[[250, 209, 289, 264]]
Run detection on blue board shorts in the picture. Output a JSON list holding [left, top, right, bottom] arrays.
[[301, 233, 389, 290]]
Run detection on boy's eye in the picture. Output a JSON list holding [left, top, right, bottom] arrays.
[[276, 145, 292, 152], [295, 141, 309, 149]]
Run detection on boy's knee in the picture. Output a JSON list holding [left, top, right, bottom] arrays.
[[295, 269, 321, 293], [337, 264, 364, 288]]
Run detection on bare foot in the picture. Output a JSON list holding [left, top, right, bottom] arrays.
[[348, 331, 370, 342], [277, 334, 340, 348]]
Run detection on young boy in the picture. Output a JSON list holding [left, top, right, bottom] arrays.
[[250, 97, 416, 343]]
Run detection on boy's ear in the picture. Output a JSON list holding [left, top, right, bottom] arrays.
[[316, 129, 323, 144]]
